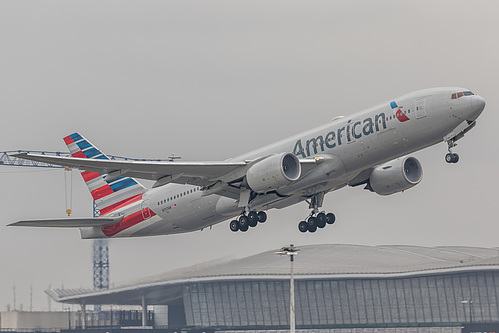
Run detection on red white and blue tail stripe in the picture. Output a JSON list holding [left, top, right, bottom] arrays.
[[63, 133, 146, 215]]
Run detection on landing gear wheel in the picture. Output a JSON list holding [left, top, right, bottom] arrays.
[[238, 215, 249, 229], [326, 213, 336, 224], [257, 211, 267, 223], [316, 213, 327, 228], [298, 221, 308, 233], [307, 216, 317, 229], [308, 224, 317, 233], [247, 211, 258, 227], [446, 153, 459, 163], [229, 220, 239, 232]]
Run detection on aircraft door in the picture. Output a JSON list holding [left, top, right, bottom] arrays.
[[415, 98, 427, 119], [141, 200, 151, 219]]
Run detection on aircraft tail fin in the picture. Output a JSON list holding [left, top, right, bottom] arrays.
[[63, 133, 146, 215]]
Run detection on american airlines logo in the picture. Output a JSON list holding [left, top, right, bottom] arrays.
[[396, 109, 410, 122], [391, 101, 410, 122], [293, 112, 387, 158]]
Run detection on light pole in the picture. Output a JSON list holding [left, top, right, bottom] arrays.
[[276, 244, 299, 333], [461, 299, 474, 323]]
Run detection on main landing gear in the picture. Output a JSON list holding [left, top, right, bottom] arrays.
[[298, 192, 336, 233], [298, 212, 335, 233], [445, 139, 459, 164], [229, 211, 267, 232]]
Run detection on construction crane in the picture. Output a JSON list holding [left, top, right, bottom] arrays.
[[0, 150, 179, 292]]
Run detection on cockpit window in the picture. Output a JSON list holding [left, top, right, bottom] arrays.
[[451, 91, 474, 99]]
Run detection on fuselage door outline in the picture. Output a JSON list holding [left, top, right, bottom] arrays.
[[415, 98, 427, 119]]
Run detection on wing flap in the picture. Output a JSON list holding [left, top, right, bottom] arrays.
[[8, 217, 121, 228]]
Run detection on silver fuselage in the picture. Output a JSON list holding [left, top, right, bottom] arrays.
[[81, 87, 485, 238]]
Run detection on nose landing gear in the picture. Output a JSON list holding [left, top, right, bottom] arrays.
[[445, 140, 459, 164], [229, 210, 267, 232]]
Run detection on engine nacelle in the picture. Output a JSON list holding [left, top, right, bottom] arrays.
[[246, 153, 301, 193], [368, 156, 423, 196]]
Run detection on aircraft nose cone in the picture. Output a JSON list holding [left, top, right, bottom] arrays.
[[471, 95, 486, 115]]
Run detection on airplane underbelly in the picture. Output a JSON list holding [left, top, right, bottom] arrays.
[[122, 195, 234, 237]]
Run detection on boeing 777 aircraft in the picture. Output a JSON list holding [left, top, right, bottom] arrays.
[[9, 87, 485, 238]]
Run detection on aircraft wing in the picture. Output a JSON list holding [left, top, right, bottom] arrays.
[[14, 153, 247, 184], [8, 217, 121, 228], [13, 153, 320, 191]]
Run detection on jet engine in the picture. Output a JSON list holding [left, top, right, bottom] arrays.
[[368, 156, 423, 196], [246, 153, 301, 193]]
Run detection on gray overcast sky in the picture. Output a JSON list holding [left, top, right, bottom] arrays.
[[0, 0, 498, 311]]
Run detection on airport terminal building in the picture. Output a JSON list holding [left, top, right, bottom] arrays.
[[46, 244, 499, 331]]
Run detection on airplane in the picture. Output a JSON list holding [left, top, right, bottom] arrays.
[[9, 87, 485, 238]]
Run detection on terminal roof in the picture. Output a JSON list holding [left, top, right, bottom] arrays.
[[47, 244, 499, 305]]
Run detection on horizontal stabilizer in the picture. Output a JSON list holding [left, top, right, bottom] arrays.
[[8, 217, 122, 228]]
